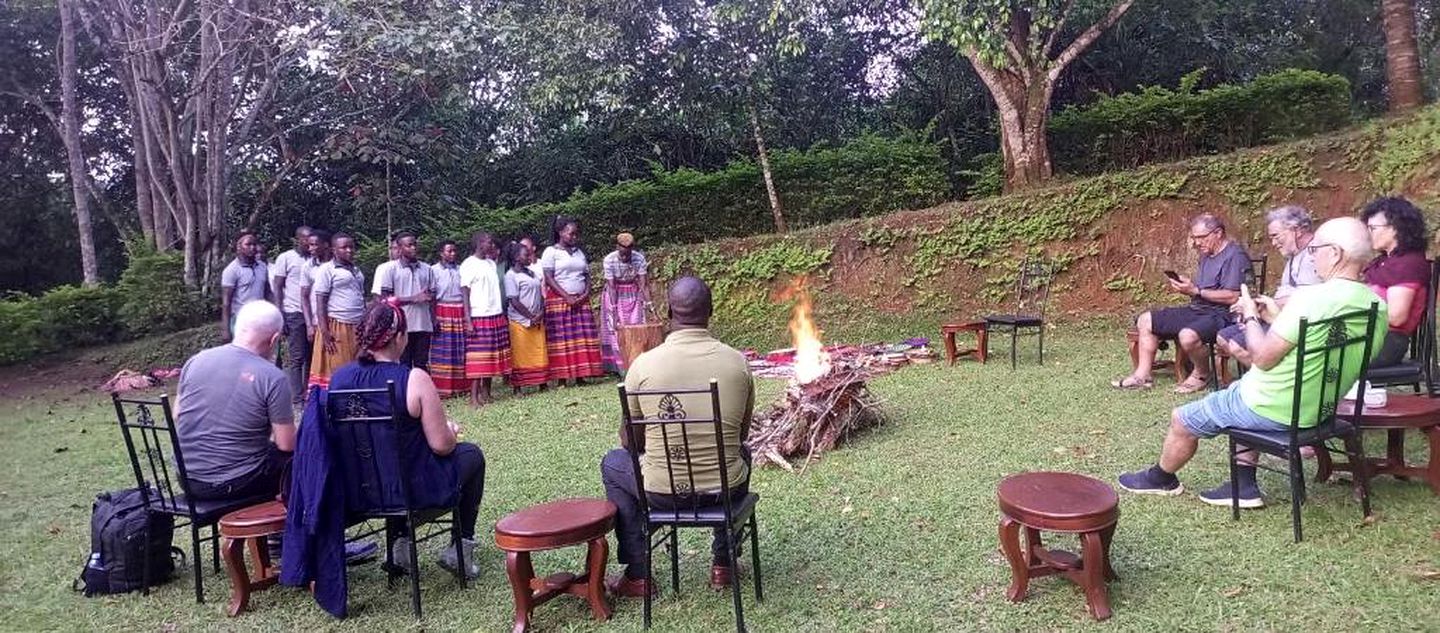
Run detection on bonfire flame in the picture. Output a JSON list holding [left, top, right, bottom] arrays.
[[788, 288, 831, 384]]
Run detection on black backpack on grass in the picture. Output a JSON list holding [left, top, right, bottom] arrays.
[[75, 487, 182, 596]]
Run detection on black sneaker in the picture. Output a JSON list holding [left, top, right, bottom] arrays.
[[1198, 481, 1265, 508], [1117, 468, 1184, 496]]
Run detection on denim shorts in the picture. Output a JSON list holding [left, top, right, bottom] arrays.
[[1175, 382, 1289, 439]]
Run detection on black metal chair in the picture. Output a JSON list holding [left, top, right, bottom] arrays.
[[1247, 255, 1269, 296], [1218, 302, 1380, 543], [112, 393, 273, 603], [327, 381, 468, 619], [1214, 255, 1272, 386], [984, 259, 1054, 368], [1365, 259, 1439, 394], [617, 379, 763, 633]]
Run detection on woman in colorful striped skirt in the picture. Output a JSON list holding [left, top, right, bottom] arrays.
[[540, 217, 604, 385], [307, 234, 366, 387], [503, 241, 549, 394], [600, 232, 651, 373], [427, 240, 472, 396], [460, 232, 511, 406]]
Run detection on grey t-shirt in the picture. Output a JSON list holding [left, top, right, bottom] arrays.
[[272, 249, 308, 313], [1191, 241, 1250, 313], [220, 258, 269, 316], [504, 268, 544, 327], [175, 344, 294, 484], [313, 260, 366, 324], [379, 259, 436, 332], [1274, 247, 1322, 300]]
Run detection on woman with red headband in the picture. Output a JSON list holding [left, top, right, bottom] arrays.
[[327, 300, 487, 579]]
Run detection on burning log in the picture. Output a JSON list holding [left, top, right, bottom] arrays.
[[745, 280, 885, 471]]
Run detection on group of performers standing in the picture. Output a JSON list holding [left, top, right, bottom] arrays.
[[225, 216, 653, 408]]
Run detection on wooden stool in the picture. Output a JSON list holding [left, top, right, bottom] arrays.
[[941, 321, 988, 365], [218, 501, 286, 617], [494, 498, 616, 633], [1328, 396, 1440, 496], [997, 472, 1119, 621]]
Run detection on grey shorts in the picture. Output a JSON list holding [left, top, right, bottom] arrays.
[[1175, 382, 1289, 439]]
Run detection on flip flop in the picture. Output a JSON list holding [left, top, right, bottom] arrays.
[[1173, 378, 1208, 394], [1110, 376, 1153, 390]]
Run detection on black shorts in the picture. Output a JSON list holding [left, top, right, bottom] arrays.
[[1147, 306, 1230, 343]]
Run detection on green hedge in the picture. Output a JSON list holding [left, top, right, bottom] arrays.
[[0, 285, 126, 364], [117, 249, 212, 337], [1050, 69, 1352, 174], [428, 132, 950, 248]]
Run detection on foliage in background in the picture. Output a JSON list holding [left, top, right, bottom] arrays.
[[430, 133, 950, 248], [115, 247, 211, 338], [0, 285, 125, 364], [1050, 69, 1353, 173]]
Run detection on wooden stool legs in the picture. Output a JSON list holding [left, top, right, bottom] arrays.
[[221, 535, 279, 617], [942, 322, 988, 365], [998, 515, 1117, 621], [505, 536, 612, 633]]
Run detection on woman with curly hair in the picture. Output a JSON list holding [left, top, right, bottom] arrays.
[[327, 301, 487, 579], [1362, 196, 1432, 367]]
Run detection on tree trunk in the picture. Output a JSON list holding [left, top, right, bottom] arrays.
[[1381, 0, 1424, 112], [994, 82, 1055, 191], [748, 99, 786, 234], [58, 0, 99, 286]]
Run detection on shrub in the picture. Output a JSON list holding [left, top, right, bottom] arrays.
[[1050, 68, 1352, 174], [117, 248, 211, 337], [0, 284, 126, 364], [427, 132, 950, 249]]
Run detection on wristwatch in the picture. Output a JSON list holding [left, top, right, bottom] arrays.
[[1241, 315, 1259, 325]]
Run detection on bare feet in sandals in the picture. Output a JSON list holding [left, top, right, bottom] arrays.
[[1111, 375, 1154, 390], [1173, 375, 1209, 394]]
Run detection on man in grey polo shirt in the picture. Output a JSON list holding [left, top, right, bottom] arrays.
[[1216, 205, 1322, 364], [177, 301, 296, 502], [378, 231, 437, 370], [221, 232, 274, 343], [271, 226, 313, 404]]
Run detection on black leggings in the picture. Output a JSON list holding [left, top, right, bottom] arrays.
[[1371, 331, 1412, 368], [390, 442, 486, 539]]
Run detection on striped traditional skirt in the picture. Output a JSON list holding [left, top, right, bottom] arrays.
[[601, 281, 648, 373], [429, 302, 472, 396], [543, 289, 604, 380], [465, 314, 512, 378], [507, 320, 549, 387], [308, 319, 358, 388]]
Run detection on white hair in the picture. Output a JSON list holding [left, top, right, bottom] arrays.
[[1315, 217, 1374, 266], [233, 300, 283, 341], [1265, 205, 1313, 231]]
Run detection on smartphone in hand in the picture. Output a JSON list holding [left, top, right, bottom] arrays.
[[1163, 270, 1181, 282]]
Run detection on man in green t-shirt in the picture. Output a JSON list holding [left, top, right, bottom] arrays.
[[1119, 217, 1386, 508]]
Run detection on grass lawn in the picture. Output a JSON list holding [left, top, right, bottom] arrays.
[[2, 330, 1438, 632]]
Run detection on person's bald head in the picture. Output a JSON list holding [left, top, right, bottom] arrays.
[[232, 300, 284, 355], [1315, 217, 1374, 266], [667, 276, 713, 327]]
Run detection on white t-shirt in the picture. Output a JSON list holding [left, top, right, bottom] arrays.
[[300, 257, 323, 326], [272, 249, 308, 313], [540, 245, 589, 295], [459, 255, 503, 317], [372, 260, 395, 296]]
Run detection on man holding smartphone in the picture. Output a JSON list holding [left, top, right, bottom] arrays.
[[1216, 206, 1321, 364], [1112, 213, 1251, 393]]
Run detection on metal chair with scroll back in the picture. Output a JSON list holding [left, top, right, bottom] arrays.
[[327, 381, 468, 619], [112, 393, 273, 603], [984, 258, 1054, 369], [617, 379, 763, 633], [1217, 302, 1380, 542]]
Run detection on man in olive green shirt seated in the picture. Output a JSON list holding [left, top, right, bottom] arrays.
[[1118, 217, 1385, 509], [600, 276, 755, 597]]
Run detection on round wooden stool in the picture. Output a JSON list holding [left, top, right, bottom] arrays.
[[997, 472, 1119, 621], [494, 498, 616, 633], [218, 500, 286, 617]]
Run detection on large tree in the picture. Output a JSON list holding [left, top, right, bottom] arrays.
[[1382, 0, 1425, 111], [919, 0, 1135, 190]]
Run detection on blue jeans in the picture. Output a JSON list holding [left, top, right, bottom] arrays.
[[1176, 382, 1289, 438]]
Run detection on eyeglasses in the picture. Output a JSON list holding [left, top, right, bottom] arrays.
[[1304, 242, 1339, 255], [1188, 228, 1218, 241], [1366, 222, 1391, 232]]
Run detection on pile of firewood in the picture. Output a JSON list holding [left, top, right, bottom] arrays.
[[746, 362, 885, 471]]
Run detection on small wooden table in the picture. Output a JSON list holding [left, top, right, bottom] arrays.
[[997, 472, 1119, 621], [942, 321, 988, 365], [494, 498, 616, 633], [1323, 395, 1440, 495], [218, 501, 286, 617]]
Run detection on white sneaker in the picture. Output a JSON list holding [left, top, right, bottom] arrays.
[[438, 538, 480, 580], [390, 536, 414, 572]]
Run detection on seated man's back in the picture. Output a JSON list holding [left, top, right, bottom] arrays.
[[625, 328, 754, 496], [176, 303, 294, 496]]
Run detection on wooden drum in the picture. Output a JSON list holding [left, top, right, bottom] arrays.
[[617, 322, 665, 369]]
